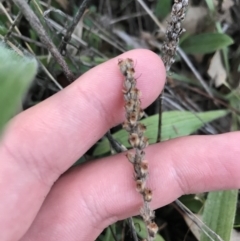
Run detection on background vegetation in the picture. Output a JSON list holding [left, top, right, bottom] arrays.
[[0, 0, 239, 240]]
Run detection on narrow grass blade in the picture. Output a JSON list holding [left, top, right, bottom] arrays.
[[94, 110, 228, 156], [176, 200, 224, 241], [200, 190, 238, 241]]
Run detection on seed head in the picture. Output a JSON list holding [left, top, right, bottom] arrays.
[[143, 188, 152, 202], [119, 58, 157, 241]]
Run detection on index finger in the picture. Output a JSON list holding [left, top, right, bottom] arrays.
[[0, 49, 165, 241]]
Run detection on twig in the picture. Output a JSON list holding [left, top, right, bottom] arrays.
[[110, 12, 147, 25], [12, 0, 75, 82], [4, 2, 26, 40], [59, 0, 91, 55], [128, 217, 139, 241], [106, 131, 127, 153], [11, 33, 46, 48], [119, 59, 158, 241], [43, 14, 108, 60], [44, 7, 125, 53], [177, 47, 213, 97], [42, 15, 88, 48], [83, 23, 125, 53]]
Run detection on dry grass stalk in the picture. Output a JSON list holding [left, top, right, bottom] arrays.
[[12, 0, 75, 82], [118, 58, 158, 241], [162, 0, 189, 71], [157, 0, 189, 142]]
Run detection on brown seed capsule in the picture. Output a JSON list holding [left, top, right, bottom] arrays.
[[147, 222, 159, 237], [139, 136, 149, 150], [126, 68, 135, 79], [126, 152, 135, 164], [118, 58, 134, 76], [129, 111, 138, 125], [140, 160, 149, 176], [136, 179, 145, 193], [137, 108, 144, 120], [122, 120, 131, 132], [125, 99, 135, 113], [136, 123, 147, 136], [128, 133, 140, 148], [129, 88, 141, 100], [125, 58, 134, 68], [143, 188, 152, 202]]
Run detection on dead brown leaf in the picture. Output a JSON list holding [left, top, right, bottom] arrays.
[[182, 6, 208, 34], [207, 51, 227, 87]]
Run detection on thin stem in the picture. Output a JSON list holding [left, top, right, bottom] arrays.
[[59, 0, 91, 55], [106, 131, 127, 153], [156, 92, 163, 143], [12, 0, 75, 82], [128, 217, 139, 241], [137, 0, 165, 31], [4, 1, 27, 41], [177, 47, 213, 97]]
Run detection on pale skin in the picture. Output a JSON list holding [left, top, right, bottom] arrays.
[[0, 49, 240, 241]]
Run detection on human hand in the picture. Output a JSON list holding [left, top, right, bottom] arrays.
[[1, 49, 239, 241]]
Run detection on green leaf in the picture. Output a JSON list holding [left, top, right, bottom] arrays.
[[227, 90, 240, 130], [97, 224, 119, 241], [0, 25, 7, 35], [0, 43, 37, 133], [93, 110, 228, 156], [155, 0, 171, 20], [100, 226, 116, 241], [179, 194, 204, 213], [200, 190, 238, 241], [204, 0, 215, 13], [168, 72, 199, 85], [181, 33, 234, 54], [132, 218, 165, 241]]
